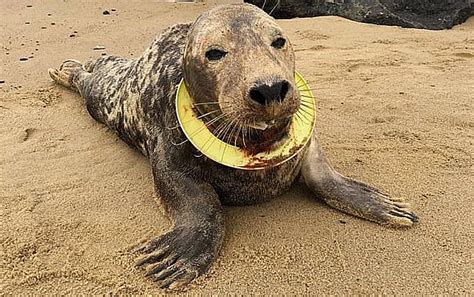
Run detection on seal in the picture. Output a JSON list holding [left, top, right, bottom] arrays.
[[48, 3, 418, 290]]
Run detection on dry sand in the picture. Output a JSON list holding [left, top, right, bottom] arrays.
[[1, 0, 473, 295]]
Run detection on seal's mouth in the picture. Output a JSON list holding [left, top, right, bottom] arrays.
[[241, 117, 293, 153], [201, 109, 294, 153], [248, 119, 280, 130], [248, 121, 270, 130]]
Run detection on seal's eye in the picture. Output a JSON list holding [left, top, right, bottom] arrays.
[[205, 49, 227, 61], [271, 37, 286, 49]]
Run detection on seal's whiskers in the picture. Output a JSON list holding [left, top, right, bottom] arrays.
[[171, 113, 227, 146], [200, 111, 237, 152], [167, 109, 220, 130], [299, 101, 315, 110], [233, 120, 244, 147], [269, 0, 280, 16], [203, 117, 234, 154], [167, 104, 235, 131], [220, 118, 239, 161], [192, 101, 231, 107]]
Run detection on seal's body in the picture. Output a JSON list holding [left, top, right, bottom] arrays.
[[49, 4, 417, 290], [70, 23, 301, 205]]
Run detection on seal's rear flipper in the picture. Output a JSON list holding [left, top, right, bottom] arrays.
[[48, 59, 88, 91]]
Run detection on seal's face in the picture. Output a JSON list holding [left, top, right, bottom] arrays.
[[183, 4, 299, 151]]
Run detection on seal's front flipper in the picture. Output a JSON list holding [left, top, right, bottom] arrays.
[[301, 137, 418, 227], [134, 221, 222, 289], [134, 150, 224, 290]]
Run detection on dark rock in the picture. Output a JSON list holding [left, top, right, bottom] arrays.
[[69, 34, 76, 37], [103, 10, 110, 15], [0, 80, 5, 84], [26, 5, 32, 8], [245, 0, 473, 30], [19, 57, 28, 61]]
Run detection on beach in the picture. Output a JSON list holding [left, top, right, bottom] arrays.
[[0, 0, 473, 294]]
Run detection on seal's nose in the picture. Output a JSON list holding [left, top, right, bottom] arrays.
[[249, 80, 289, 106]]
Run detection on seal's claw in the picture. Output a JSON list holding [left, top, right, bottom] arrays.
[[135, 224, 221, 290], [152, 265, 179, 282], [338, 178, 419, 227], [167, 271, 198, 290], [136, 250, 168, 268], [144, 257, 174, 276], [159, 270, 197, 290], [387, 207, 419, 224], [157, 270, 184, 288]]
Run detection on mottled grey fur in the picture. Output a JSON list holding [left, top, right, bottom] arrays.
[[48, 3, 417, 290]]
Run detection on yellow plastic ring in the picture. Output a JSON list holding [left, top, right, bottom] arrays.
[[176, 71, 316, 170]]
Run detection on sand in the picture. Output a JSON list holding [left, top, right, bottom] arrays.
[[1, 0, 473, 295]]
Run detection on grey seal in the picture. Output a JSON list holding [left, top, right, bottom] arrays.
[[48, 3, 417, 290]]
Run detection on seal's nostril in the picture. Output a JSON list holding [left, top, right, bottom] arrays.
[[249, 80, 289, 106], [280, 81, 289, 101], [250, 89, 266, 106]]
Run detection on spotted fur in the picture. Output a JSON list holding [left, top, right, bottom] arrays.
[[48, 3, 417, 290]]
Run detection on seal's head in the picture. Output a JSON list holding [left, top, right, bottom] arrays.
[[183, 4, 299, 151]]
